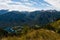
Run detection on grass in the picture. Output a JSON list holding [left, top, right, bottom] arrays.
[[1, 29, 60, 40], [1, 20, 60, 40]]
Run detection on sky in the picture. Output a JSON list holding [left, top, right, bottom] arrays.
[[0, 0, 60, 11]]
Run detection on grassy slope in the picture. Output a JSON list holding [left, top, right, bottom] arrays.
[[1, 29, 60, 40], [1, 20, 60, 40], [50, 20, 60, 32], [50, 20, 60, 28]]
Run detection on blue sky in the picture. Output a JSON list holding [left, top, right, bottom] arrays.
[[0, 0, 60, 11]]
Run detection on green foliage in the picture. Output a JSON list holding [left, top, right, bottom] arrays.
[[1, 20, 60, 40], [1, 29, 60, 40], [21, 25, 31, 34], [0, 28, 8, 37], [50, 20, 60, 33], [44, 24, 56, 32]]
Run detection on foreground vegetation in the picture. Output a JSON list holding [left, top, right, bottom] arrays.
[[0, 21, 60, 40], [1, 20, 60, 40], [1, 29, 60, 40]]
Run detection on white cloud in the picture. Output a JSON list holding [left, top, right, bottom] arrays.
[[7, 5, 41, 11], [44, 0, 60, 11], [0, 0, 41, 11], [0, 0, 57, 11], [23, 2, 33, 6]]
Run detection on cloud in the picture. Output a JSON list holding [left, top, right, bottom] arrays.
[[0, 0, 56, 11], [0, 0, 41, 11], [44, 0, 60, 11]]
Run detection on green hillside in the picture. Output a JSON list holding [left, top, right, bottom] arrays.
[[1, 29, 60, 40], [50, 20, 60, 33], [1, 20, 60, 40]]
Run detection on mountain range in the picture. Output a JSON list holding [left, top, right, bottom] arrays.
[[0, 10, 60, 33]]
